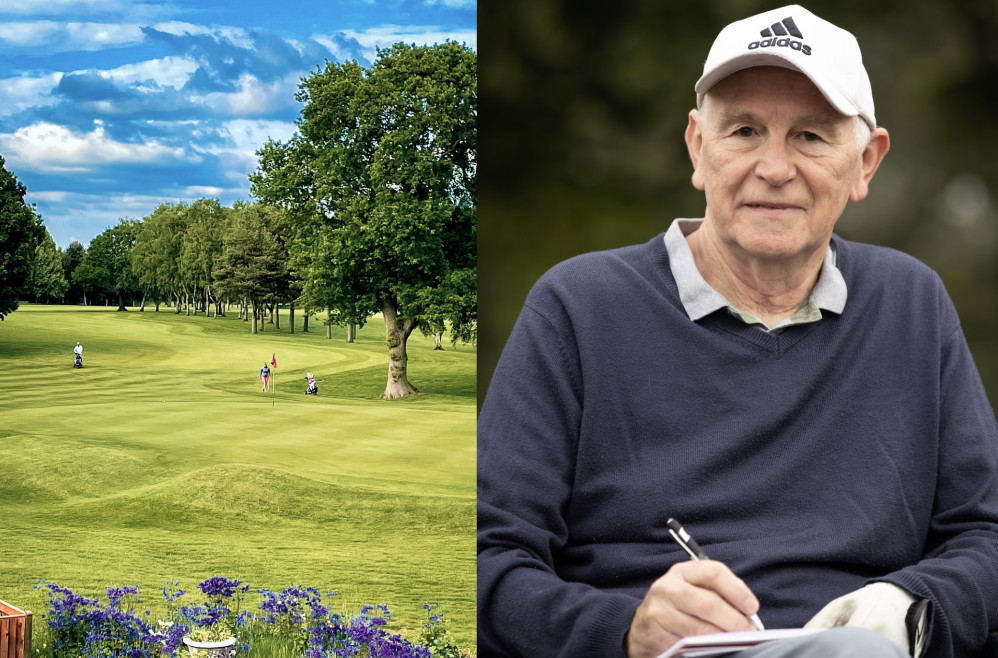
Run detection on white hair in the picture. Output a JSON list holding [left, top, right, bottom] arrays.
[[854, 117, 871, 150]]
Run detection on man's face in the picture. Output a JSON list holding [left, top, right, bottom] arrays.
[[686, 66, 884, 265]]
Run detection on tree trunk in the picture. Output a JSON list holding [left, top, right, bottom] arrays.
[[251, 301, 259, 334], [275, 304, 280, 330], [289, 301, 295, 334], [116, 288, 127, 311], [326, 310, 332, 339], [434, 331, 443, 350], [303, 313, 309, 333], [382, 300, 418, 399], [347, 324, 356, 343]]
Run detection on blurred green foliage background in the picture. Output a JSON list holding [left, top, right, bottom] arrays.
[[479, 0, 998, 409]]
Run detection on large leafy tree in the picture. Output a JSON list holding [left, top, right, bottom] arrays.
[[62, 240, 87, 304], [180, 198, 229, 316], [74, 219, 141, 311], [0, 154, 43, 321], [27, 229, 69, 303], [213, 203, 288, 334], [131, 202, 185, 311], [251, 42, 477, 399]]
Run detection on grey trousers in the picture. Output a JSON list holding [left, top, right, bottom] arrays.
[[736, 627, 909, 658]]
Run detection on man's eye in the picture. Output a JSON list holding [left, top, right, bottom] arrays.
[[735, 126, 755, 137], [801, 131, 821, 142]]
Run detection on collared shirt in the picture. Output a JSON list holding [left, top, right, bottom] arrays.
[[664, 218, 847, 333]]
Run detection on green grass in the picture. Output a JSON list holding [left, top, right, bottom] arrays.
[[0, 304, 475, 649]]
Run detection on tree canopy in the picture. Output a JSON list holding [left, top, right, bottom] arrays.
[[252, 42, 477, 399], [74, 219, 140, 311], [0, 154, 43, 321], [27, 230, 69, 303]]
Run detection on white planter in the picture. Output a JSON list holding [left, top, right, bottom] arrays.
[[183, 636, 237, 658]]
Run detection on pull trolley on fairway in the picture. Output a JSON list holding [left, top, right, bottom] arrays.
[[73, 342, 83, 368]]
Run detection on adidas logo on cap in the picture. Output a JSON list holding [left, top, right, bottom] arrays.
[[748, 15, 812, 55], [696, 5, 877, 127]]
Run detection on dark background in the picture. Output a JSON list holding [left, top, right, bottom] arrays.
[[478, 0, 998, 410]]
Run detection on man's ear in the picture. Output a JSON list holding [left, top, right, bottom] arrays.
[[850, 126, 890, 202], [685, 109, 706, 192]]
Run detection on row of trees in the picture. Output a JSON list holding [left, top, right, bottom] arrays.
[[1, 42, 477, 399], [70, 200, 287, 324]]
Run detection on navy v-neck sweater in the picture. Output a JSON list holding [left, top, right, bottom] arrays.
[[478, 233, 998, 658]]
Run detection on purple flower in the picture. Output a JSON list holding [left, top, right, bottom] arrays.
[[198, 576, 246, 598]]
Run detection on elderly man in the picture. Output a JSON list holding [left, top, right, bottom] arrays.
[[477, 5, 998, 658]]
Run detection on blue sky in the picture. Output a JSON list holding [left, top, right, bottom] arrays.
[[0, 0, 476, 248]]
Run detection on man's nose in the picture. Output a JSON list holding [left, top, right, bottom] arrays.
[[754, 139, 796, 186]]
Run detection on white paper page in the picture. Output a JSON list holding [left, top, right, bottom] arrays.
[[656, 628, 826, 658]]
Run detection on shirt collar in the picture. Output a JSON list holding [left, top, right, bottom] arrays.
[[664, 218, 847, 324]]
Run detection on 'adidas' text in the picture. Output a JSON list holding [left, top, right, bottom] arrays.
[[747, 37, 811, 55]]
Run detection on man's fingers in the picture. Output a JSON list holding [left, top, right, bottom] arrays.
[[627, 560, 761, 658], [649, 561, 758, 635], [678, 560, 760, 619]]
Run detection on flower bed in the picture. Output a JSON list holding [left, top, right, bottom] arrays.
[[32, 578, 464, 658]]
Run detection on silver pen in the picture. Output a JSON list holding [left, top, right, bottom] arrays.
[[666, 518, 765, 631]]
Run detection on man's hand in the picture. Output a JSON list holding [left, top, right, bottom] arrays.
[[804, 582, 915, 653], [625, 560, 761, 658]]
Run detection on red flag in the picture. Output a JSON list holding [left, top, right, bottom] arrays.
[[271, 354, 278, 368]]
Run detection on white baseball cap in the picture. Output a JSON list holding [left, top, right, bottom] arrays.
[[695, 5, 876, 128]]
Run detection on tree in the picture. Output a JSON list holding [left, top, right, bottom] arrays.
[[74, 220, 141, 311], [213, 203, 287, 334], [251, 42, 477, 399], [27, 229, 69, 303], [62, 240, 87, 304], [180, 199, 229, 317], [131, 203, 185, 311], [0, 154, 43, 321]]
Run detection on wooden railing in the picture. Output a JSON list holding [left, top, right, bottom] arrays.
[[0, 601, 31, 658]]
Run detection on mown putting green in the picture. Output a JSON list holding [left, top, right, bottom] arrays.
[[0, 304, 475, 649]]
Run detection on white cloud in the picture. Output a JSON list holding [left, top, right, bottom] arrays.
[[180, 185, 227, 197], [0, 72, 63, 116], [191, 73, 300, 117], [0, 122, 191, 173], [151, 21, 254, 49], [0, 21, 145, 51], [330, 24, 476, 61], [100, 56, 199, 91], [188, 118, 296, 183], [219, 119, 297, 156], [0, 0, 170, 20]]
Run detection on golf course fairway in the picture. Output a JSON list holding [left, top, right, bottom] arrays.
[[0, 304, 476, 649]]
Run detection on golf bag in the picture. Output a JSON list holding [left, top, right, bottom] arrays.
[[74, 352, 83, 368], [305, 376, 317, 395]]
